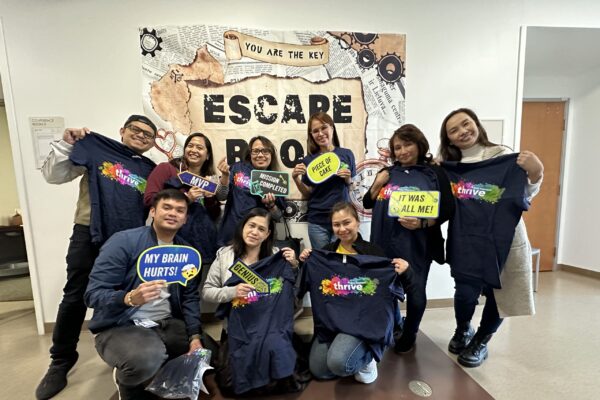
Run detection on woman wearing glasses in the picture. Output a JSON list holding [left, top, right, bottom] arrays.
[[144, 132, 226, 264], [292, 112, 356, 250], [218, 136, 285, 246]]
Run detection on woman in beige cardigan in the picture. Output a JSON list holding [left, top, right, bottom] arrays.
[[438, 108, 543, 368]]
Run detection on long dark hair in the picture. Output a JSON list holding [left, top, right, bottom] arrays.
[[307, 112, 341, 155], [389, 124, 433, 165], [170, 132, 216, 176], [243, 136, 280, 170], [438, 108, 498, 161], [232, 208, 276, 261]]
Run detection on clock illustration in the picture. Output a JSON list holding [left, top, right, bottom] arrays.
[[350, 138, 392, 218]]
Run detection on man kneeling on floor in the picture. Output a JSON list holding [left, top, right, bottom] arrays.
[[84, 189, 203, 400]]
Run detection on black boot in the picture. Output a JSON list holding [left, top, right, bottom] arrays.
[[448, 322, 475, 354], [35, 353, 79, 399], [458, 332, 492, 368], [394, 331, 416, 354]]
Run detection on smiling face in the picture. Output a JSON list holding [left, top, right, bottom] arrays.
[[250, 139, 273, 170], [184, 136, 209, 170], [331, 208, 359, 245], [392, 137, 419, 166], [310, 118, 334, 152], [242, 216, 271, 249], [150, 198, 188, 233], [445, 112, 480, 150], [120, 121, 156, 154]]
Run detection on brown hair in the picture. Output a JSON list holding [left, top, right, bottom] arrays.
[[307, 112, 341, 155], [330, 201, 359, 222], [389, 124, 433, 165], [438, 108, 498, 161]]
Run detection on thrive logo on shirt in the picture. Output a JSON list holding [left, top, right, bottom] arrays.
[[99, 161, 147, 193], [320, 276, 379, 296], [376, 184, 419, 201], [451, 180, 505, 204], [232, 277, 284, 308], [233, 171, 250, 189]]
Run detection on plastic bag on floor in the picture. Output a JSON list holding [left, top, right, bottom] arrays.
[[146, 348, 213, 399]]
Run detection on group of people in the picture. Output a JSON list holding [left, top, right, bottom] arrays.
[[34, 108, 542, 399]]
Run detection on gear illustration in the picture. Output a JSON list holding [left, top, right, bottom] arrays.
[[357, 48, 376, 69], [335, 32, 355, 50], [140, 28, 163, 57], [377, 53, 405, 83], [353, 33, 378, 45]]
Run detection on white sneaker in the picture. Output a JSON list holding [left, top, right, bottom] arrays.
[[354, 358, 378, 384]]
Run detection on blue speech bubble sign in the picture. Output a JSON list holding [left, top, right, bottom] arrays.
[[137, 245, 202, 286]]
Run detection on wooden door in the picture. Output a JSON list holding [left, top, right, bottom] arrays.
[[520, 101, 565, 271]]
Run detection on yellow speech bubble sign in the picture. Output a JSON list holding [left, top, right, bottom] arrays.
[[388, 191, 440, 218], [306, 152, 341, 184], [229, 260, 270, 293]]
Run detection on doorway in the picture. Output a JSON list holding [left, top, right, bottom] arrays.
[[520, 100, 566, 271]]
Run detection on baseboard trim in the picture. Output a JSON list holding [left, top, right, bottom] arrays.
[[558, 264, 600, 280]]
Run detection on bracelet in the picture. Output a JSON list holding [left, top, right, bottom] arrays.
[[125, 291, 138, 307], [189, 334, 201, 343]]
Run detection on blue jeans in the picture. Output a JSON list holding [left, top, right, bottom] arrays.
[[309, 333, 373, 379], [94, 318, 188, 399], [307, 223, 335, 250]]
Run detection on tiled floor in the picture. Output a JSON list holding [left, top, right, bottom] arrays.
[[1, 269, 598, 399]]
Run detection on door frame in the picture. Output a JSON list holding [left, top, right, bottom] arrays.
[[521, 98, 569, 271]]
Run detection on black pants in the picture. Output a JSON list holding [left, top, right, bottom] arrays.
[[454, 278, 503, 336], [402, 262, 431, 334], [49, 224, 99, 363]]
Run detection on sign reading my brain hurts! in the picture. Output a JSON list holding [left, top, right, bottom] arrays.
[[388, 191, 441, 219], [178, 171, 218, 194], [137, 245, 202, 286], [229, 260, 270, 293], [306, 152, 341, 184], [250, 170, 290, 197]]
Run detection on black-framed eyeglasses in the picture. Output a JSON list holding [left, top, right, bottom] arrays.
[[250, 148, 272, 156], [126, 124, 155, 140]]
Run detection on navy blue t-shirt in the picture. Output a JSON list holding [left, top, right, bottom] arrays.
[[164, 176, 219, 264], [301, 147, 356, 227], [216, 251, 296, 394], [218, 162, 285, 246], [442, 153, 529, 288], [69, 133, 155, 244], [369, 164, 440, 270], [298, 249, 404, 362]]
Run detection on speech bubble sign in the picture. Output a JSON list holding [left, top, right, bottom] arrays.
[[306, 152, 341, 184], [250, 170, 290, 197], [228, 260, 270, 293], [137, 245, 202, 286], [178, 171, 218, 194], [388, 191, 440, 218]]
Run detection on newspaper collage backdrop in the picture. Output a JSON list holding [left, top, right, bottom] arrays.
[[140, 26, 405, 222]]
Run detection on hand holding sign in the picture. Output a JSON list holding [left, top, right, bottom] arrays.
[[388, 191, 440, 219], [306, 152, 341, 184], [137, 245, 202, 286]]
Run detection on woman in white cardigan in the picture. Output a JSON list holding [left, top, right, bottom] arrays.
[[438, 107, 543, 368]]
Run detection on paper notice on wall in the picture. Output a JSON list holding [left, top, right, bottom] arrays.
[[30, 117, 64, 169]]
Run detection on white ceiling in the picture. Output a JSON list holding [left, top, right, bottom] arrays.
[[525, 26, 600, 78]]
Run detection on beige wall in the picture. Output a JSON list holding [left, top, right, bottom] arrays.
[[0, 106, 20, 226]]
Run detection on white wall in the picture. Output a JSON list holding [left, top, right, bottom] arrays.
[[524, 66, 600, 273], [2, 0, 600, 331]]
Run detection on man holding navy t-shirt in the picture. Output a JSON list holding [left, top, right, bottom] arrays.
[[36, 115, 157, 400]]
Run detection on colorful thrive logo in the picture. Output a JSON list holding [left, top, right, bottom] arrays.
[[451, 180, 505, 204], [232, 277, 284, 308], [99, 162, 146, 193], [233, 172, 251, 189], [377, 184, 419, 201], [320, 276, 379, 296]]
